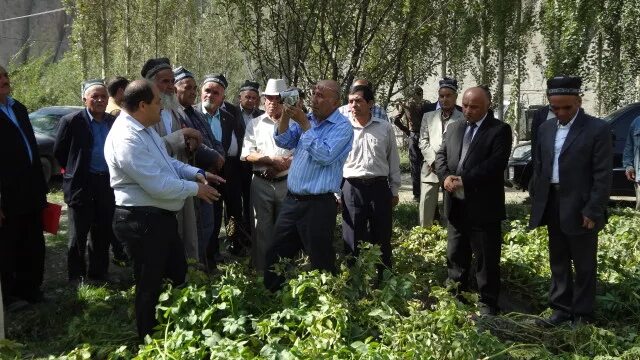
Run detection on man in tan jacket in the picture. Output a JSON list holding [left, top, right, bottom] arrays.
[[141, 58, 204, 261], [419, 78, 463, 227]]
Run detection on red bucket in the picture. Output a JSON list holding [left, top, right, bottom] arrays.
[[42, 202, 62, 235]]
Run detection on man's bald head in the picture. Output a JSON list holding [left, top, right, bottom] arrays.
[[311, 80, 341, 121], [461, 87, 491, 122]]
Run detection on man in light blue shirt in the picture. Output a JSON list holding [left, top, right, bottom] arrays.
[[264, 80, 353, 291], [104, 80, 223, 339]]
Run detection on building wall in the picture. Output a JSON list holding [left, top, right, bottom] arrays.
[[0, 0, 70, 67]]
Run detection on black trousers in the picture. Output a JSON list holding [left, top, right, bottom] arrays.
[[113, 206, 187, 339], [544, 187, 598, 316], [264, 193, 337, 291], [209, 157, 244, 258], [0, 209, 45, 302], [67, 173, 114, 280], [408, 133, 423, 200], [447, 210, 502, 309], [240, 162, 253, 230], [341, 178, 393, 273]]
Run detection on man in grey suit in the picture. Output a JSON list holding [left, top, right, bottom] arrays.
[[530, 76, 612, 327], [419, 78, 464, 227]]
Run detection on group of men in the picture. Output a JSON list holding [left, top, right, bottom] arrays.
[[0, 57, 619, 340]]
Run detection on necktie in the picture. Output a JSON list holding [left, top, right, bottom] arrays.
[[456, 122, 477, 173]]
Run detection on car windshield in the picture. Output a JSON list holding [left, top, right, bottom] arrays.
[[29, 113, 60, 135], [512, 143, 531, 159]]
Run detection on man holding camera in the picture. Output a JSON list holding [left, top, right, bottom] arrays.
[[264, 80, 353, 291], [240, 79, 293, 271]]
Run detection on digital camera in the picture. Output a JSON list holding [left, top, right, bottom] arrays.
[[278, 90, 299, 107]]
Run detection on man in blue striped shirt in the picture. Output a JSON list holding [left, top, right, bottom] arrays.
[[264, 80, 353, 291]]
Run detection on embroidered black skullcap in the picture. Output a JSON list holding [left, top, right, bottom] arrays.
[[239, 80, 260, 93], [173, 66, 194, 83], [141, 57, 171, 79], [547, 76, 582, 96], [81, 79, 105, 97], [202, 74, 228, 89], [439, 77, 458, 92]]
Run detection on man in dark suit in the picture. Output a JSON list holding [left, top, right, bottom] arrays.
[[435, 87, 512, 315], [54, 80, 117, 283], [194, 74, 246, 260], [530, 76, 612, 326], [0, 65, 48, 306], [174, 66, 225, 266], [236, 80, 265, 236]]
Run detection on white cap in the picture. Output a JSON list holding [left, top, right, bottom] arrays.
[[262, 79, 287, 96]]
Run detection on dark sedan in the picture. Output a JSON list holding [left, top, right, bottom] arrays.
[[505, 103, 640, 197], [29, 106, 83, 183]]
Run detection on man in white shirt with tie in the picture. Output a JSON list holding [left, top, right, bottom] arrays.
[[104, 80, 223, 340]]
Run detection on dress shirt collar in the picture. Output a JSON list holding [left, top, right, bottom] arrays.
[[557, 111, 578, 128], [120, 110, 146, 131], [469, 112, 487, 128], [311, 108, 342, 125], [0, 96, 15, 107], [201, 103, 219, 118], [350, 114, 382, 128]]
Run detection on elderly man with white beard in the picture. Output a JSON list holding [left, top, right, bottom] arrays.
[[141, 58, 204, 262]]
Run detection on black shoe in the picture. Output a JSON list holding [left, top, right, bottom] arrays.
[[536, 310, 573, 327]]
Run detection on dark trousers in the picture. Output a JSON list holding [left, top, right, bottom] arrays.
[[341, 178, 393, 274], [0, 209, 45, 302], [241, 162, 253, 230], [209, 157, 244, 258], [113, 207, 187, 339], [544, 187, 598, 316], [447, 212, 502, 308], [264, 193, 337, 291], [67, 174, 114, 280], [408, 133, 423, 200]]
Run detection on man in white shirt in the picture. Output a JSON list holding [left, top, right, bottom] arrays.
[[342, 85, 401, 280], [240, 79, 293, 271], [104, 80, 223, 340]]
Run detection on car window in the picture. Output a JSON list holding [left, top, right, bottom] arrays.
[[612, 110, 640, 153], [512, 143, 531, 160], [29, 114, 60, 135]]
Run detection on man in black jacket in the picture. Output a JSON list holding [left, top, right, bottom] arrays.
[[174, 67, 225, 265], [54, 80, 116, 283], [195, 74, 246, 259], [530, 76, 612, 326], [0, 65, 48, 305], [435, 87, 512, 316]]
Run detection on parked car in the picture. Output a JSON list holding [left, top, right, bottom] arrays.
[[29, 106, 83, 183], [505, 103, 640, 197]]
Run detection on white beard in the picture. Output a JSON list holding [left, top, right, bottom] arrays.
[[160, 92, 181, 112]]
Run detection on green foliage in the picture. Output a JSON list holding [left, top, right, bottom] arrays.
[[8, 52, 83, 111], [37, 204, 638, 359]]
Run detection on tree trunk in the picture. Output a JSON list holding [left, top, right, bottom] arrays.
[[125, 0, 131, 77], [101, 0, 107, 78]]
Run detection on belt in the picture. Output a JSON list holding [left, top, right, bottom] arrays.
[[287, 191, 334, 201], [550, 184, 560, 191], [253, 171, 288, 182], [116, 205, 176, 216], [90, 171, 109, 177], [346, 176, 387, 186]]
